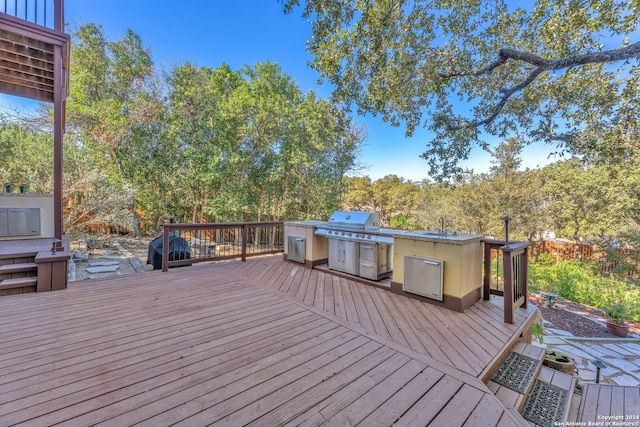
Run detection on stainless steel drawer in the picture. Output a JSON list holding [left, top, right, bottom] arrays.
[[0, 208, 41, 236]]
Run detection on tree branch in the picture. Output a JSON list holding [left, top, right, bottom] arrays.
[[446, 42, 640, 78], [448, 66, 544, 130], [444, 42, 640, 131]]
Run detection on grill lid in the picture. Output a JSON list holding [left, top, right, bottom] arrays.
[[326, 211, 380, 231]]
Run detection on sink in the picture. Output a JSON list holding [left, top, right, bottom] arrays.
[[417, 231, 458, 238], [418, 231, 446, 236]]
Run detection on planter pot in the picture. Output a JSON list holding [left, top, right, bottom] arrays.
[[543, 356, 575, 375], [543, 350, 575, 375], [4, 184, 14, 193], [19, 184, 28, 193], [606, 321, 630, 338]]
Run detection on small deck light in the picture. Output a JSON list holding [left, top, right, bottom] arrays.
[[591, 359, 608, 383], [51, 238, 62, 254], [500, 216, 512, 247]]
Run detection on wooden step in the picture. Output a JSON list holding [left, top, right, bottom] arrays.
[[0, 262, 37, 275], [488, 342, 546, 412], [522, 365, 577, 426], [0, 251, 37, 261], [0, 276, 38, 290]]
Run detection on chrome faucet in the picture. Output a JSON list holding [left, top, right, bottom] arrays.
[[438, 216, 445, 234]]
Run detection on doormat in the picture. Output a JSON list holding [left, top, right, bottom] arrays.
[[491, 351, 539, 393], [522, 380, 568, 427]]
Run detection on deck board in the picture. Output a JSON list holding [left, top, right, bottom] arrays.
[[0, 256, 546, 426], [570, 383, 640, 424], [238, 256, 536, 378]]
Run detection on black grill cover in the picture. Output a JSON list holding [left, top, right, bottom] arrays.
[[147, 233, 191, 270]]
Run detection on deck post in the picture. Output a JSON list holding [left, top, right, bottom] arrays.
[[54, 0, 64, 31], [53, 43, 64, 249], [162, 226, 170, 272], [241, 224, 248, 261], [521, 245, 528, 309], [502, 246, 514, 324], [483, 241, 492, 300], [500, 242, 530, 323]]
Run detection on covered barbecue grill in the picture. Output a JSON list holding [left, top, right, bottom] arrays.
[[147, 233, 191, 270], [314, 211, 393, 280]]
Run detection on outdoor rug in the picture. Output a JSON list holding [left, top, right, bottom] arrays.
[[522, 380, 569, 427], [491, 351, 540, 393]]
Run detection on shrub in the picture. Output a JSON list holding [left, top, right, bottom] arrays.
[[529, 259, 640, 322]]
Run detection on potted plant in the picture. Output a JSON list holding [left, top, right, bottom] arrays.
[[543, 349, 575, 375], [19, 182, 29, 193], [4, 182, 15, 193], [603, 304, 631, 337]]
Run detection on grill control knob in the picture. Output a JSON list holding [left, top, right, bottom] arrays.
[[348, 232, 352, 237], [341, 232, 345, 236], [367, 235, 371, 239]]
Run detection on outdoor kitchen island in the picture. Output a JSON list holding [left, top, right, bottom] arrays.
[[284, 212, 484, 312], [390, 230, 483, 312]]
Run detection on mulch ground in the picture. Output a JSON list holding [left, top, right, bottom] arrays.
[[530, 294, 640, 338]]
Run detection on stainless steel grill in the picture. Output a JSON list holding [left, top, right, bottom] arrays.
[[314, 211, 393, 244], [314, 211, 393, 280]]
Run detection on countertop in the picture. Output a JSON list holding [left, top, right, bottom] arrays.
[[285, 220, 483, 245]]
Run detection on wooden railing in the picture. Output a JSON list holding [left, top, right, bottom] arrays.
[[161, 221, 284, 272], [483, 239, 530, 324], [0, 0, 63, 30]]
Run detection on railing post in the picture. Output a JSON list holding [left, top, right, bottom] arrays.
[[241, 224, 248, 262], [54, 0, 64, 31], [483, 241, 492, 300], [502, 246, 514, 324], [162, 226, 169, 272], [521, 246, 528, 309]]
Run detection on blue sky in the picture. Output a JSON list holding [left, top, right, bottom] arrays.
[[1, 0, 555, 181]]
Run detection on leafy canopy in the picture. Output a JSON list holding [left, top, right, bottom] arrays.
[[283, 0, 640, 179]]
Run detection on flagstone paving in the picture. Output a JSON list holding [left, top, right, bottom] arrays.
[[537, 327, 640, 387]]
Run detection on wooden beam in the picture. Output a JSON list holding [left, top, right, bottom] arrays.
[[54, 43, 63, 243], [0, 81, 52, 102], [0, 39, 55, 64], [0, 48, 52, 71], [0, 65, 54, 88], [0, 57, 54, 78], [0, 29, 55, 54]]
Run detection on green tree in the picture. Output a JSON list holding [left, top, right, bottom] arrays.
[[283, 0, 640, 179], [371, 175, 419, 226], [344, 176, 374, 211], [413, 180, 458, 231], [165, 61, 363, 223], [541, 159, 636, 241], [164, 63, 244, 223], [344, 175, 419, 227], [0, 117, 53, 192], [64, 23, 164, 234]]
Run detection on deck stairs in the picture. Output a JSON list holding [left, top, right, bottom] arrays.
[[0, 252, 38, 295], [488, 342, 578, 427]]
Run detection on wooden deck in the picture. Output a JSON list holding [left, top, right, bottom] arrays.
[[230, 256, 537, 379], [0, 237, 56, 256], [570, 383, 640, 424], [1, 256, 537, 425]]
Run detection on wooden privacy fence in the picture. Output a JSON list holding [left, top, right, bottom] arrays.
[[161, 221, 284, 272], [531, 240, 595, 261], [532, 240, 640, 278]]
